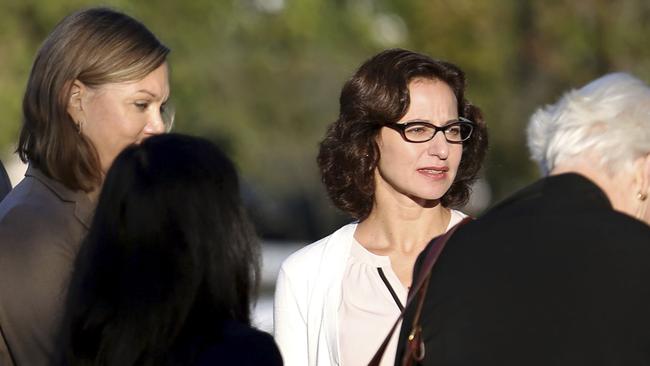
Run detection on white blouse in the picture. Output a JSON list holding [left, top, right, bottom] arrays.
[[338, 210, 467, 366]]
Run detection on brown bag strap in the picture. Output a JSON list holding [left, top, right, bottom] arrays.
[[367, 217, 472, 366], [401, 273, 431, 365]]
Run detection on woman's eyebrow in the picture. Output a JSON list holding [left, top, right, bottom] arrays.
[[135, 89, 158, 98]]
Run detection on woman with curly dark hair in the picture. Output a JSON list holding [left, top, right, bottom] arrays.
[[274, 48, 487, 366]]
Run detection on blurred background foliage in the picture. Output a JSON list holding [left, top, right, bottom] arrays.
[[2, 0, 650, 241]]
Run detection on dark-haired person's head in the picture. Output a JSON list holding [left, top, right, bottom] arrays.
[[317, 48, 488, 220], [63, 133, 259, 365], [19, 7, 172, 193]]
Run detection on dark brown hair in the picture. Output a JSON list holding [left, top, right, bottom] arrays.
[[317, 48, 488, 220], [18, 7, 170, 192]]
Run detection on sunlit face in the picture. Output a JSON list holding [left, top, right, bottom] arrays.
[[71, 63, 171, 172], [374, 78, 463, 205]]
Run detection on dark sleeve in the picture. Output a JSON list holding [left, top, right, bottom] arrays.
[[0, 204, 79, 366], [394, 240, 431, 366], [239, 330, 283, 366], [196, 326, 284, 366]]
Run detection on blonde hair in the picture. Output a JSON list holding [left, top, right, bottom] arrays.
[[18, 7, 170, 191]]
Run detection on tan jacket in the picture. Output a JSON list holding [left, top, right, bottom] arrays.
[[0, 166, 93, 366]]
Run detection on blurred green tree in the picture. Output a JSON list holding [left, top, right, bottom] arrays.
[[1, 0, 649, 240]]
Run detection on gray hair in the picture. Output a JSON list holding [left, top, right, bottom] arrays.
[[527, 72, 650, 176]]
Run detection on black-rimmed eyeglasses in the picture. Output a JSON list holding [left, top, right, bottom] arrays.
[[385, 117, 475, 143]]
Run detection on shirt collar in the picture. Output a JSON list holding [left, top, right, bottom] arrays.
[[25, 165, 94, 229]]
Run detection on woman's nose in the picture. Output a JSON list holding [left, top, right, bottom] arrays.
[[145, 111, 166, 135], [427, 131, 449, 159]]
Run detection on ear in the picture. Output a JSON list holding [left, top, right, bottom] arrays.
[[66, 79, 86, 123], [633, 153, 650, 197]]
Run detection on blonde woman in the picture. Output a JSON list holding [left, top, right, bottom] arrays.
[[0, 8, 172, 365]]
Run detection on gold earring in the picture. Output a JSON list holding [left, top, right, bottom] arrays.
[[638, 191, 648, 201], [75, 120, 84, 134]]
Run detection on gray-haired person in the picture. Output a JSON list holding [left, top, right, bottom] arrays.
[[395, 72, 650, 366]]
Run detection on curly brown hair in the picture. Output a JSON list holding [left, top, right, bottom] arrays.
[[317, 48, 488, 220]]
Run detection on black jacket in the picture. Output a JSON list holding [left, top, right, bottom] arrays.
[[396, 173, 650, 366], [194, 320, 283, 366]]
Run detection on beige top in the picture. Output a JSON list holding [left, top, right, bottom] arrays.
[[338, 209, 467, 366]]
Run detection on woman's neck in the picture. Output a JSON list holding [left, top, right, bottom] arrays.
[[354, 194, 451, 255], [86, 180, 103, 203]]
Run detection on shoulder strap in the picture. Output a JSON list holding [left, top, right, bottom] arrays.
[[367, 217, 472, 366]]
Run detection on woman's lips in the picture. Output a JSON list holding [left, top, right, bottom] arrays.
[[417, 166, 449, 179]]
